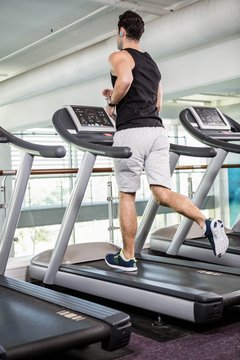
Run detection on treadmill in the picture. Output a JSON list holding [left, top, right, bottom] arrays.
[[29, 105, 240, 325], [150, 106, 240, 267], [0, 126, 131, 359]]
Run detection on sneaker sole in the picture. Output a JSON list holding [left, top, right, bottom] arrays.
[[211, 220, 229, 257], [105, 258, 138, 272]]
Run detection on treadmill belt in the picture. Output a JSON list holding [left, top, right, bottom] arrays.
[[61, 258, 240, 298], [183, 234, 240, 254]]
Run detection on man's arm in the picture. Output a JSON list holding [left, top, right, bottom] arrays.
[[156, 82, 163, 112], [108, 51, 133, 106]]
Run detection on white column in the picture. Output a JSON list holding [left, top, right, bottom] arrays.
[[0, 144, 12, 235]]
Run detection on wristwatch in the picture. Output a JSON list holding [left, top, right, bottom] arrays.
[[107, 99, 117, 107]]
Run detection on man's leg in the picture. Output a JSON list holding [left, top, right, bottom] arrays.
[[150, 185, 206, 228], [118, 191, 137, 259], [151, 185, 229, 257], [104, 191, 138, 271]]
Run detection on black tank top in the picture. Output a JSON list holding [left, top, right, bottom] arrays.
[[111, 48, 163, 131]]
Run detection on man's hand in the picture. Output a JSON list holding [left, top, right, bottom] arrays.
[[102, 88, 113, 102], [102, 88, 116, 119]]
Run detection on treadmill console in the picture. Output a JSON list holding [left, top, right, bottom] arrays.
[[189, 106, 231, 130], [65, 105, 115, 133]]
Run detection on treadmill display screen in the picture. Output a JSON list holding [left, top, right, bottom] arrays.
[[65, 105, 115, 132], [189, 106, 230, 130]]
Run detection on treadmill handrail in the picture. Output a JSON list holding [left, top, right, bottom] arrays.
[[170, 143, 216, 157], [0, 126, 66, 158], [179, 109, 240, 154], [52, 109, 132, 159]]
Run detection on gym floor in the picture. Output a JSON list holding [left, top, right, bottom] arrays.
[[35, 285, 240, 360]]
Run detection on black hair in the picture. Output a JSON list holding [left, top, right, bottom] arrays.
[[118, 10, 145, 41]]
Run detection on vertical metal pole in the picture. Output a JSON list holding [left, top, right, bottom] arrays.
[[167, 148, 228, 255], [107, 174, 114, 244], [0, 152, 33, 275], [44, 152, 96, 284], [107, 173, 119, 244], [188, 172, 193, 198], [0, 176, 8, 218]]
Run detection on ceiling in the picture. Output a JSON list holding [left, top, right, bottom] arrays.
[[0, 0, 239, 116], [0, 0, 200, 82]]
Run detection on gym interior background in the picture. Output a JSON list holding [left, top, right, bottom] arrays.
[[0, 0, 239, 271]]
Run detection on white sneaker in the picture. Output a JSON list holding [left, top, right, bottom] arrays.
[[204, 218, 229, 257]]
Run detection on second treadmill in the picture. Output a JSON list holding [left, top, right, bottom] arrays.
[[150, 106, 240, 267]]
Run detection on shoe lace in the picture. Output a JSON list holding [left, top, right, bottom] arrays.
[[114, 254, 121, 264]]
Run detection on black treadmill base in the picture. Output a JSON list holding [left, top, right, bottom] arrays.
[[0, 276, 131, 359]]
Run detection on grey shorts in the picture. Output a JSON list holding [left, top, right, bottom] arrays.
[[113, 127, 171, 193]]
